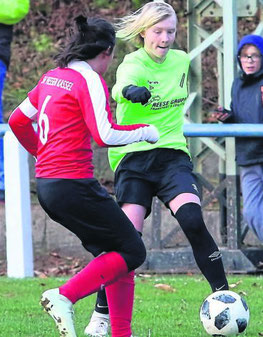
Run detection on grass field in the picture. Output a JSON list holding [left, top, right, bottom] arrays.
[[0, 274, 262, 337]]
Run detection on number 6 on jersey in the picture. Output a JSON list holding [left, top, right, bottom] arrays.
[[39, 95, 51, 145]]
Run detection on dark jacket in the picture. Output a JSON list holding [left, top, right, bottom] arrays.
[[224, 34, 263, 166], [0, 23, 13, 68]]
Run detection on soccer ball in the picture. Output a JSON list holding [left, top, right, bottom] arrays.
[[200, 290, 249, 336]]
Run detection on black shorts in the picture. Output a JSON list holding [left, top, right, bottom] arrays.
[[36, 178, 145, 270], [114, 148, 200, 217]]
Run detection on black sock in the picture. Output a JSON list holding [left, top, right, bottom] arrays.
[[174, 203, 229, 292], [95, 288, 109, 314]]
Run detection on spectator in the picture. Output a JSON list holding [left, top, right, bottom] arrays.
[[215, 34, 263, 242], [0, 0, 30, 201]]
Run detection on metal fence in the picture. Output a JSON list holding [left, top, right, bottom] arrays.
[[2, 123, 263, 277]]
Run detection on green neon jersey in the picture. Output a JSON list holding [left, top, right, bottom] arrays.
[[108, 48, 191, 171]]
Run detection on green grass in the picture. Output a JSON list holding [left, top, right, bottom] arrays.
[[0, 274, 262, 337]]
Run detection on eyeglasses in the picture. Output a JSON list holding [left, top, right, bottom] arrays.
[[239, 54, 261, 62]]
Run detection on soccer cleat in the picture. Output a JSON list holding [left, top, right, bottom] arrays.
[[40, 288, 77, 337], [84, 311, 110, 337]]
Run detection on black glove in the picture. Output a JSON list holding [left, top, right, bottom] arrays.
[[122, 85, 151, 105]]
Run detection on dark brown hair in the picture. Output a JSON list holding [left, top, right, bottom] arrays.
[[55, 15, 116, 68]]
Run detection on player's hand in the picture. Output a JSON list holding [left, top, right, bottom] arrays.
[[144, 125, 159, 144], [122, 85, 151, 105]]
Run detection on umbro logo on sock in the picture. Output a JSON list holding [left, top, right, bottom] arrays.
[[209, 251, 222, 261]]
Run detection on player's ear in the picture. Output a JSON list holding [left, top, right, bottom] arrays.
[[102, 46, 113, 56], [140, 30, 145, 39]]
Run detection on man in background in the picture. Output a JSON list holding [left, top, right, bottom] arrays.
[[215, 34, 263, 242]]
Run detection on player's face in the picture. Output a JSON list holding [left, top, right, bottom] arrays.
[[141, 15, 177, 63], [240, 45, 261, 75]]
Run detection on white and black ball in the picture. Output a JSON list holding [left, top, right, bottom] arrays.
[[200, 290, 249, 336]]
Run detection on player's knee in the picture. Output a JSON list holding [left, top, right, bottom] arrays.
[[174, 203, 206, 237], [133, 240, 147, 270], [126, 239, 146, 271]]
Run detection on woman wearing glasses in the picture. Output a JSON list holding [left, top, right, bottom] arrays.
[[216, 34, 263, 242]]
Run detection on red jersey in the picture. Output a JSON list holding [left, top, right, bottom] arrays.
[[9, 61, 158, 178]]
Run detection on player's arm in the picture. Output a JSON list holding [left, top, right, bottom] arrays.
[[112, 57, 150, 104], [79, 76, 159, 147], [8, 97, 38, 157], [122, 85, 151, 105]]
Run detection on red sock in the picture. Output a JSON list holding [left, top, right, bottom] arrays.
[[59, 252, 128, 304], [106, 271, 135, 337]]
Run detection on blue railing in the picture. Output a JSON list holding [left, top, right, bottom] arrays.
[[183, 123, 263, 137], [2, 123, 263, 137], [2, 122, 262, 277]]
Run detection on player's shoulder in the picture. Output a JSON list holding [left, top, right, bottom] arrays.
[[68, 60, 106, 91], [169, 49, 190, 62], [122, 48, 146, 64], [40, 65, 87, 84], [67, 61, 99, 80]]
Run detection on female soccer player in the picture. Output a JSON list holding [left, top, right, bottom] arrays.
[[8, 15, 159, 337], [85, 1, 229, 336]]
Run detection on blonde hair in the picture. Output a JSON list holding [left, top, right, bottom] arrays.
[[115, 1, 177, 48]]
